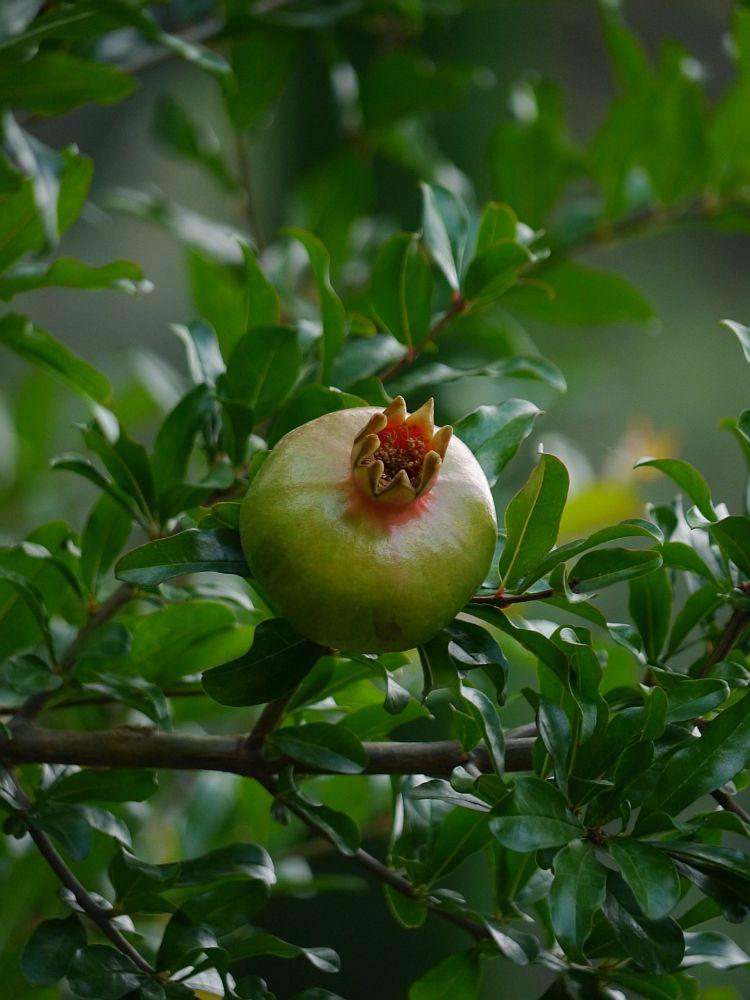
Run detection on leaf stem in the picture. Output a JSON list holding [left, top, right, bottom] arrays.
[[381, 294, 468, 382]]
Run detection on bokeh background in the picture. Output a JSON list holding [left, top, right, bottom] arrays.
[[3, 1, 750, 996]]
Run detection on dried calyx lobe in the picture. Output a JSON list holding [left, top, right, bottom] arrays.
[[350, 396, 452, 506]]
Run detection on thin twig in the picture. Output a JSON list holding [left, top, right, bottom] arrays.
[[711, 789, 750, 825], [258, 774, 487, 941], [5, 768, 155, 977], [234, 130, 263, 248], [245, 692, 295, 750], [381, 295, 468, 382], [470, 588, 555, 609], [699, 607, 750, 678]]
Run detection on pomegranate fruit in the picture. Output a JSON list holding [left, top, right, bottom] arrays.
[[240, 396, 497, 653]]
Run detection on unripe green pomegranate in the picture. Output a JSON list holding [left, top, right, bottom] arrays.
[[240, 396, 497, 653]]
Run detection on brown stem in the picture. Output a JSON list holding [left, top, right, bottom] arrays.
[[245, 692, 295, 751], [0, 726, 535, 777], [699, 607, 750, 678], [470, 588, 555, 609], [711, 788, 750, 824], [258, 774, 487, 941], [381, 295, 468, 383], [234, 131, 263, 248], [5, 769, 155, 977]]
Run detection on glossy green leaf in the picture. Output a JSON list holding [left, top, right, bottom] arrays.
[[722, 318, 750, 364], [629, 567, 671, 661], [0, 51, 135, 115], [0, 257, 149, 301], [608, 839, 681, 920], [638, 688, 750, 824], [225, 325, 300, 420], [268, 723, 367, 774], [489, 775, 582, 850], [409, 951, 480, 1000], [461, 685, 504, 774], [20, 914, 85, 987], [372, 232, 432, 349], [603, 871, 685, 974], [549, 840, 607, 961], [286, 228, 345, 383], [151, 384, 213, 505], [498, 453, 569, 591], [0, 313, 111, 404], [454, 399, 541, 487], [116, 529, 248, 586], [635, 458, 716, 522], [420, 182, 469, 291], [202, 618, 322, 707], [464, 240, 532, 304], [66, 945, 145, 999], [506, 260, 652, 325], [568, 547, 663, 594], [243, 243, 280, 328], [708, 515, 750, 577], [46, 769, 158, 804]]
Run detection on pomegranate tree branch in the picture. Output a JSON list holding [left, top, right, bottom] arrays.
[[470, 588, 556, 609], [4, 768, 155, 977], [0, 726, 535, 777], [257, 774, 487, 941], [700, 606, 750, 677]]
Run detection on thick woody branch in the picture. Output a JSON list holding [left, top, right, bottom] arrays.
[[0, 726, 535, 777]]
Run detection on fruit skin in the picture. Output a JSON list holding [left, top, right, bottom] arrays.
[[240, 406, 497, 653]]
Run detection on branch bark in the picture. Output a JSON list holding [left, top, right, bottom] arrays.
[[0, 725, 535, 777]]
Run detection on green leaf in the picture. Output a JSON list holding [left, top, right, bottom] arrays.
[[243, 243, 280, 329], [80, 494, 133, 593], [537, 696, 573, 795], [0, 257, 149, 301], [32, 802, 92, 861], [454, 399, 541, 487], [658, 541, 716, 582], [635, 458, 716, 522], [608, 839, 681, 920], [568, 547, 663, 594], [0, 313, 111, 404], [172, 319, 225, 387], [202, 618, 322, 707], [331, 334, 404, 390], [464, 240, 533, 304], [638, 688, 750, 824], [116, 529, 249, 586], [176, 842, 275, 887], [489, 775, 582, 850], [268, 723, 367, 774], [0, 567, 54, 660], [409, 951, 480, 1000], [223, 27, 299, 129], [83, 672, 170, 729], [82, 421, 155, 520], [0, 144, 91, 272], [549, 840, 607, 961], [228, 932, 339, 973], [151, 385, 213, 506], [517, 519, 662, 591], [20, 914, 85, 986], [152, 94, 234, 191], [420, 182, 469, 291], [0, 52, 135, 115], [506, 260, 652, 325], [423, 808, 490, 886], [603, 871, 685, 974], [67, 944, 145, 999], [629, 567, 672, 661], [475, 202, 518, 253], [286, 228, 345, 383], [46, 769, 158, 804], [489, 79, 576, 228], [277, 769, 360, 855], [664, 677, 730, 723], [371, 232, 432, 349], [667, 584, 722, 655], [51, 454, 144, 526], [225, 325, 301, 420], [498, 453, 569, 591], [461, 685, 505, 774], [722, 318, 750, 364], [708, 515, 750, 577], [683, 930, 750, 969]]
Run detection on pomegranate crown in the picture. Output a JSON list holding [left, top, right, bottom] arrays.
[[350, 396, 453, 506]]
